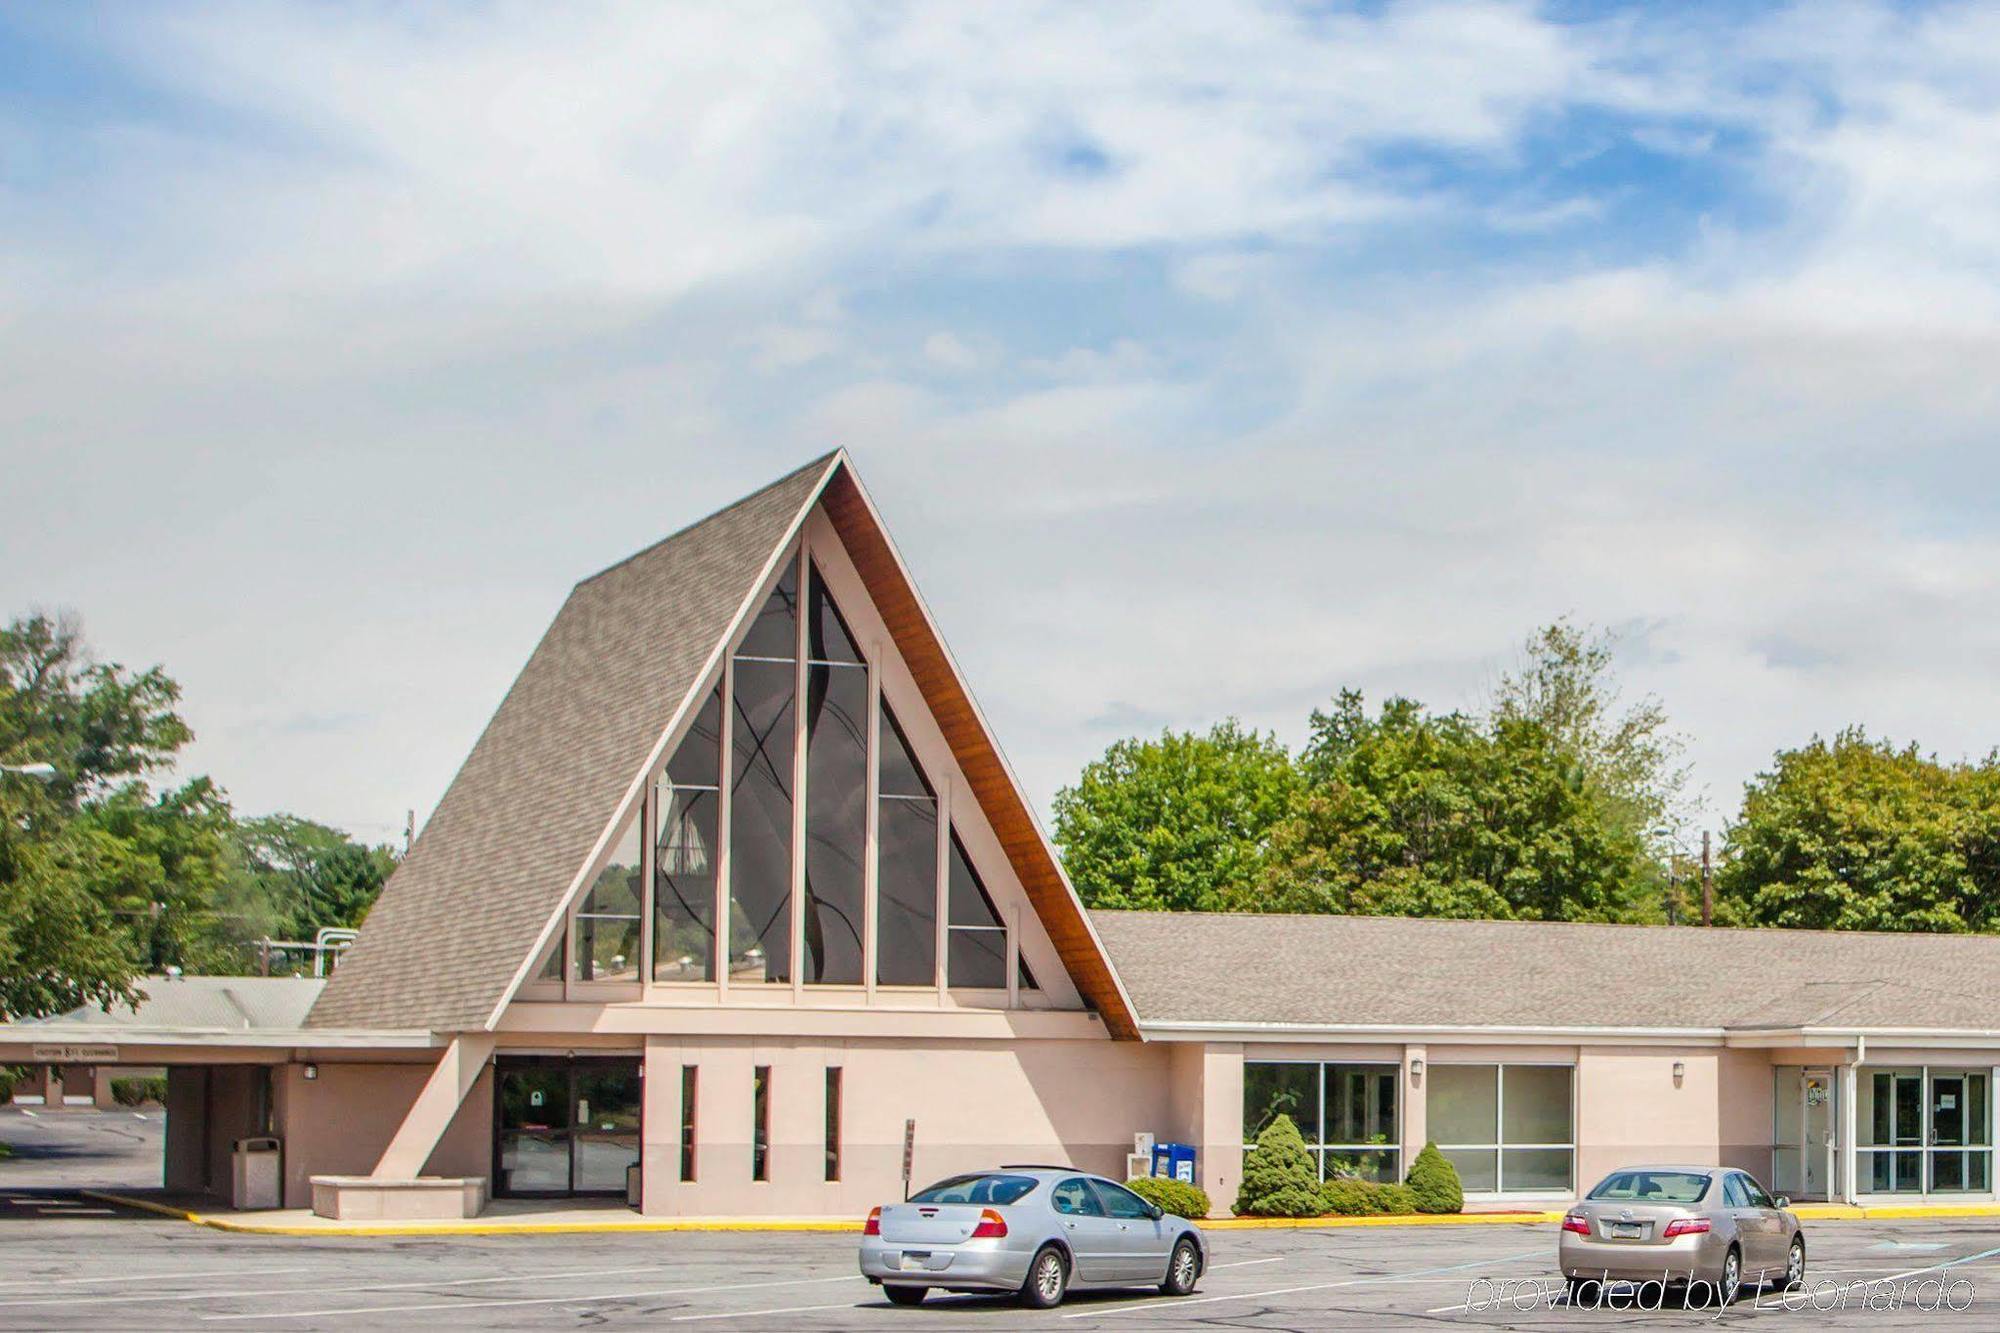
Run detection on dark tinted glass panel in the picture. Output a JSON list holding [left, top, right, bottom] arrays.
[[668, 686, 722, 788], [1019, 956, 1039, 991], [803, 664, 866, 984], [752, 1066, 770, 1181], [947, 831, 1003, 927], [576, 815, 642, 981], [824, 1067, 842, 1182], [573, 1064, 641, 1192], [654, 784, 718, 982], [730, 658, 794, 983], [878, 703, 933, 798], [876, 796, 937, 986], [738, 563, 798, 658], [1244, 1062, 1321, 1141], [679, 1066, 698, 1182], [807, 564, 863, 663], [947, 927, 1006, 988]]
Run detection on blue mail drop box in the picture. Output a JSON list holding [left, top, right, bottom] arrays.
[[1151, 1142, 1196, 1183]]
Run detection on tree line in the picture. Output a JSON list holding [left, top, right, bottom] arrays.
[[1, 612, 396, 1020], [1054, 622, 2000, 934]]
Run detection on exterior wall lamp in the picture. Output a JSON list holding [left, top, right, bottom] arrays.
[[1672, 1061, 1685, 1086], [303, 1063, 318, 1081], [1409, 1058, 1424, 1081]]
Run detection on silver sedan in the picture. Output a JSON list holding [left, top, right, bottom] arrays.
[[859, 1168, 1207, 1308], [1559, 1165, 1805, 1300]]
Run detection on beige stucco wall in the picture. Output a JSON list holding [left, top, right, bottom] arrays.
[[1574, 1046, 1773, 1190], [638, 1035, 1177, 1216], [163, 1065, 272, 1198], [274, 1062, 493, 1208]]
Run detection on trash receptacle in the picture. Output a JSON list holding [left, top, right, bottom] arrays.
[[231, 1136, 282, 1210], [627, 1163, 642, 1209], [1151, 1142, 1196, 1184]]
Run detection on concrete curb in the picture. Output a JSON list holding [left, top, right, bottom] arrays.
[[81, 1190, 2000, 1238]]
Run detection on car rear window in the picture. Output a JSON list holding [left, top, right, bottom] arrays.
[[910, 1174, 1038, 1205], [1587, 1170, 1711, 1204]]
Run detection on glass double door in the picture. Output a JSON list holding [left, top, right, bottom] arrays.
[[1862, 1069, 1990, 1195], [495, 1056, 642, 1197]]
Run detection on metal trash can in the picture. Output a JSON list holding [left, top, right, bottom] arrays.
[[231, 1136, 282, 1210], [627, 1163, 642, 1209], [1151, 1142, 1197, 1184]]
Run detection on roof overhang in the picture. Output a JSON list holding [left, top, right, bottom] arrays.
[[0, 1023, 444, 1061], [1137, 1021, 1730, 1045]]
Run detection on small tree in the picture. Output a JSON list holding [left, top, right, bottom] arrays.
[[1234, 1113, 1321, 1217], [1405, 1142, 1464, 1214]]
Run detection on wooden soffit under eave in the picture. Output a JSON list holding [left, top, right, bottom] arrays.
[[819, 464, 1141, 1040]]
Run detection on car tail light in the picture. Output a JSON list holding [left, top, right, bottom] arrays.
[[1561, 1213, 1591, 1236], [1662, 1217, 1711, 1238], [971, 1208, 1008, 1239], [864, 1207, 881, 1236]]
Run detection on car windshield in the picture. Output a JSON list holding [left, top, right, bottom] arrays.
[[910, 1174, 1038, 1206], [1587, 1170, 1711, 1204]]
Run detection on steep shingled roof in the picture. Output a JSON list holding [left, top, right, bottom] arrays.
[[309, 453, 1137, 1036], [1092, 910, 2000, 1033], [308, 454, 839, 1030]]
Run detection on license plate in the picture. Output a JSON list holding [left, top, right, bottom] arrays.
[[1607, 1222, 1643, 1239], [900, 1252, 931, 1271]]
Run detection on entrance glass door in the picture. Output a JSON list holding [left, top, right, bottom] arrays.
[[495, 1056, 641, 1197], [1928, 1071, 1990, 1193], [1864, 1071, 1924, 1193]]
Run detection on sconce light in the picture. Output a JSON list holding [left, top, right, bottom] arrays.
[[1672, 1061, 1685, 1086], [1410, 1058, 1425, 1080], [303, 1063, 318, 1081]]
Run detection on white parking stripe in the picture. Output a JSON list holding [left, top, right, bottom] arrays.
[[0, 1264, 674, 1310], [0, 1269, 313, 1291], [670, 1299, 860, 1322], [1208, 1258, 1283, 1269], [198, 1274, 868, 1322], [1069, 1248, 1546, 1320]]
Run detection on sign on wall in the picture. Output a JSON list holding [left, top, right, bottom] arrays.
[[31, 1045, 118, 1063]]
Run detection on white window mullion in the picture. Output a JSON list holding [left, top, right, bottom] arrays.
[[639, 784, 655, 998], [716, 656, 734, 1005], [934, 774, 950, 1002], [864, 644, 881, 1002], [791, 544, 808, 1001]]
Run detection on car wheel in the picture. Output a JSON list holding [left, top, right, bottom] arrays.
[[1019, 1245, 1069, 1309], [1785, 1235, 1805, 1289], [1721, 1245, 1742, 1300], [1160, 1238, 1200, 1295], [883, 1285, 927, 1307]]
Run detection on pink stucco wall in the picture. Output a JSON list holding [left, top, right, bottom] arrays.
[[274, 1061, 492, 1208]]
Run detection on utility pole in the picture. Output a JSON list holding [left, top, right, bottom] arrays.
[[404, 809, 415, 857], [1700, 830, 1713, 926]]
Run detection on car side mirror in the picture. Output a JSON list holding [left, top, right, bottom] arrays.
[[1774, 1196, 1790, 1210], [1148, 1204, 1164, 1220]]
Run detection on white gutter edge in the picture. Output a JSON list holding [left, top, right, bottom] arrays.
[[1137, 1021, 1729, 1042]]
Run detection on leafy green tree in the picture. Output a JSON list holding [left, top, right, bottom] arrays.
[[1716, 729, 1999, 932], [1054, 720, 1301, 910], [1234, 1113, 1322, 1217], [1256, 693, 1653, 921], [80, 777, 249, 973], [234, 813, 397, 938]]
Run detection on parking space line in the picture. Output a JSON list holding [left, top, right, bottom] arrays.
[[1209, 1258, 1283, 1269], [0, 1263, 675, 1311], [1065, 1248, 1545, 1319], [670, 1299, 860, 1322], [198, 1273, 868, 1322], [0, 1268, 314, 1291]]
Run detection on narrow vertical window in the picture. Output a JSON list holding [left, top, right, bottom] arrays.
[[946, 830, 1008, 988], [656, 686, 722, 982], [574, 814, 642, 982], [679, 1066, 698, 1183], [752, 1066, 771, 1181], [803, 565, 866, 985], [731, 566, 797, 984], [876, 704, 938, 986], [824, 1067, 843, 1182]]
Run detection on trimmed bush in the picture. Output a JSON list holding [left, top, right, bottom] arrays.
[[111, 1076, 167, 1108], [1378, 1182, 1419, 1215], [1404, 1142, 1464, 1214], [1126, 1175, 1211, 1220], [1319, 1178, 1386, 1216], [1233, 1113, 1322, 1217], [0, 1066, 25, 1103]]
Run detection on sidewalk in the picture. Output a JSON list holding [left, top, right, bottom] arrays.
[[84, 1188, 2000, 1238]]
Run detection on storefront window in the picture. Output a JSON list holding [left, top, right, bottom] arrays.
[[1244, 1062, 1400, 1183], [573, 815, 642, 982], [1857, 1067, 1992, 1197], [1430, 1064, 1573, 1194]]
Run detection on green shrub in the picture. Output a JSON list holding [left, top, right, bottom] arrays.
[[1126, 1175, 1211, 1220], [1378, 1182, 1419, 1215], [111, 1076, 167, 1108], [1319, 1178, 1385, 1215], [1233, 1113, 1322, 1217], [1404, 1142, 1464, 1214]]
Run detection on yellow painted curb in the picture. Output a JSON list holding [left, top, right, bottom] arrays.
[[79, 1192, 861, 1237]]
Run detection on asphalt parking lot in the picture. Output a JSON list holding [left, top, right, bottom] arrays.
[[2, 1199, 2000, 1330], [7, 1110, 2000, 1329]]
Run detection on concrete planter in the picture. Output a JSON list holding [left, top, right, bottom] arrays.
[[310, 1175, 489, 1221]]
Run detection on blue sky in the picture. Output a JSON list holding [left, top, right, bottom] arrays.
[[6, 1, 2000, 843]]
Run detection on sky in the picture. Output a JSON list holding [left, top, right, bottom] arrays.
[[7, 1, 2000, 847]]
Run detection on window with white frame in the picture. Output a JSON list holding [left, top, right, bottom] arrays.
[[1428, 1064, 1574, 1193], [555, 539, 1041, 998], [1243, 1061, 1401, 1183]]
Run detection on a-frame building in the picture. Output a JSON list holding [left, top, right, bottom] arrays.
[[299, 450, 1173, 1218]]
